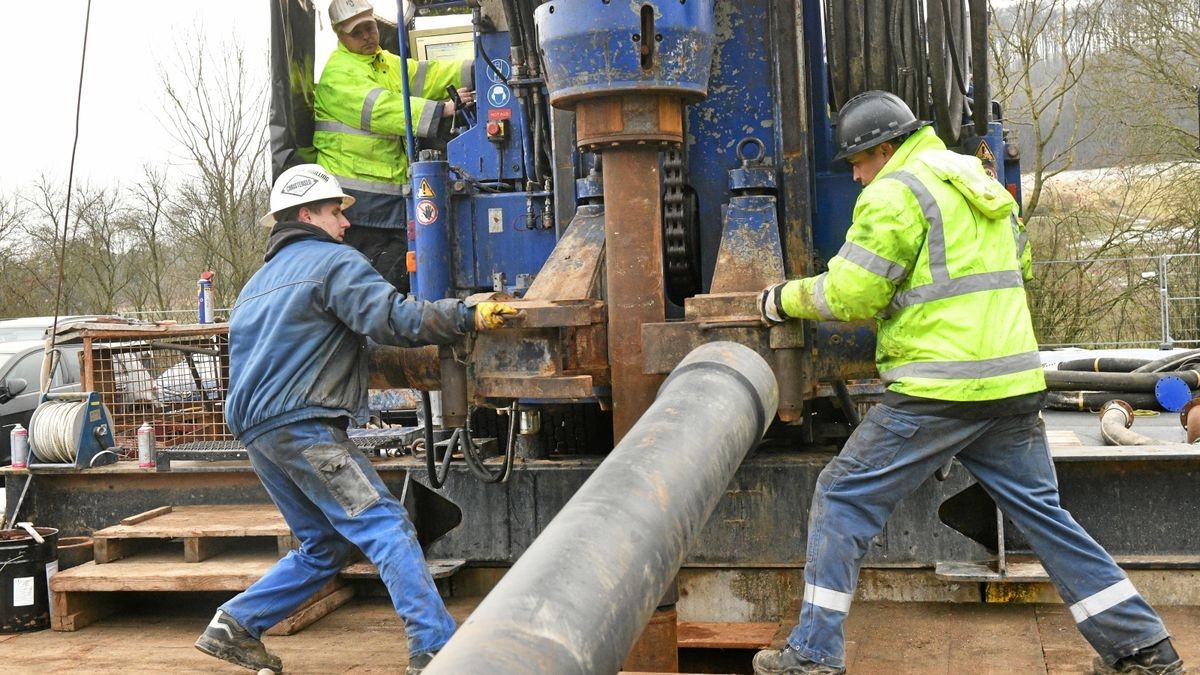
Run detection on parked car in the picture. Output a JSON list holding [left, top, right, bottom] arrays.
[[0, 316, 100, 343], [0, 341, 83, 465]]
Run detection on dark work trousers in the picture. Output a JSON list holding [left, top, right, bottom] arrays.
[[344, 225, 410, 294]]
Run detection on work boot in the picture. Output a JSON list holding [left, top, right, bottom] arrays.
[[1094, 638, 1185, 674], [753, 645, 845, 674], [406, 650, 438, 675], [194, 610, 284, 673]]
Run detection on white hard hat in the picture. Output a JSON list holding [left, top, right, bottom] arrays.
[[260, 164, 356, 227], [329, 0, 375, 33]]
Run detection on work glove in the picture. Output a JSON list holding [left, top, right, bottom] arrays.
[[473, 302, 519, 331], [758, 282, 791, 325]]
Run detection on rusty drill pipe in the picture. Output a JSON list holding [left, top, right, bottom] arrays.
[[426, 342, 778, 675]]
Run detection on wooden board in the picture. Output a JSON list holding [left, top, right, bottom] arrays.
[[1046, 429, 1082, 447], [676, 621, 777, 649], [265, 580, 355, 637], [52, 549, 279, 593], [93, 504, 288, 539]]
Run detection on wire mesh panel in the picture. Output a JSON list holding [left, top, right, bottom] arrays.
[[65, 324, 232, 458], [1165, 253, 1200, 346], [1029, 256, 1165, 348]]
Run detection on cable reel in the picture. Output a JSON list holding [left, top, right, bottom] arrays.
[[27, 392, 119, 468]]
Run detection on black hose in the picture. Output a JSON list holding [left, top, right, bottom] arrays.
[[1055, 357, 1153, 373], [1132, 348, 1200, 373], [1043, 369, 1200, 393], [832, 380, 861, 427], [1044, 391, 1160, 412], [421, 390, 452, 489], [969, 0, 989, 136], [460, 406, 514, 484]]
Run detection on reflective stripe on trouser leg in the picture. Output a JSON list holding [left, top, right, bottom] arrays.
[[805, 584, 853, 613], [954, 413, 1169, 663], [1070, 579, 1138, 623]]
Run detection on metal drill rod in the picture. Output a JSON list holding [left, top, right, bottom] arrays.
[[426, 342, 778, 675]]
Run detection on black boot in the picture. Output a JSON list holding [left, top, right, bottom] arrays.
[[752, 645, 845, 674], [195, 610, 284, 673], [407, 650, 438, 675], [1094, 638, 1185, 675]]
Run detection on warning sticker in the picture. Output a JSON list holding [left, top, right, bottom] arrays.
[[488, 208, 504, 233], [415, 199, 439, 225], [975, 141, 996, 163], [13, 576, 34, 607], [417, 178, 436, 198]]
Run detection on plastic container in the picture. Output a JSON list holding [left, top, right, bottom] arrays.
[[0, 527, 59, 633]]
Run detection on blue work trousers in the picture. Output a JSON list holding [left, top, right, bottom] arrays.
[[788, 406, 1169, 669], [220, 418, 456, 656]]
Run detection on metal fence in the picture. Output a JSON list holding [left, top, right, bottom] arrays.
[[1029, 253, 1200, 348]]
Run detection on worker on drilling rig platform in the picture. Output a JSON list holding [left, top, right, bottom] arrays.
[[754, 91, 1184, 675], [314, 0, 474, 294], [194, 164, 515, 675]]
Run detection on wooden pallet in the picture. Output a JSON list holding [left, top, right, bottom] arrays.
[[92, 504, 293, 564], [53, 504, 462, 633], [50, 548, 355, 633]]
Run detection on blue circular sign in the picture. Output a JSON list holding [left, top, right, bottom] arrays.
[[487, 84, 511, 108], [487, 59, 512, 84]]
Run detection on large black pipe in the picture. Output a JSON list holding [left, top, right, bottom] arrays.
[[426, 342, 778, 674], [1043, 369, 1200, 392]]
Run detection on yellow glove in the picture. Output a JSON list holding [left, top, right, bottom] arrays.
[[473, 302, 519, 331]]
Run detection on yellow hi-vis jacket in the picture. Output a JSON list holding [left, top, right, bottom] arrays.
[[313, 43, 472, 196], [780, 126, 1045, 402]]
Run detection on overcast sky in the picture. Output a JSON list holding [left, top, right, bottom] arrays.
[[0, 1, 363, 193]]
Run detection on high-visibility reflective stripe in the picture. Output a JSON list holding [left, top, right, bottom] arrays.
[[335, 175, 405, 196], [812, 274, 837, 321], [416, 99, 440, 138], [313, 120, 401, 140], [1013, 213, 1028, 261], [887, 170, 948, 282], [804, 584, 853, 613], [889, 270, 1025, 311], [460, 60, 474, 89], [837, 241, 909, 282], [411, 61, 430, 98], [361, 87, 385, 133], [881, 350, 1042, 383], [1070, 579, 1138, 623]]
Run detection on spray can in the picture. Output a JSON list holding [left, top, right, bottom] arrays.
[[137, 422, 156, 468], [198, 271, 215, 324], [10, 423, 29, 468]]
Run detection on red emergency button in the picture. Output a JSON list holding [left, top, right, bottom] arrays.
[[486, 119, 508, 142]]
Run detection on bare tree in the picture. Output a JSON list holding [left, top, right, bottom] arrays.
[[159, 36, 270, 308], [126, 166, 184, 311], [69, 184, 134, 314], [989, 0, 1105, 217], [21, 177, 87, 314]]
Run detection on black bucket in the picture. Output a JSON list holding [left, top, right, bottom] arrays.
[[0, 527, 59, 633]]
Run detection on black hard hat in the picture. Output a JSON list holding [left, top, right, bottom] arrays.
[[834, 91, 930, 160]]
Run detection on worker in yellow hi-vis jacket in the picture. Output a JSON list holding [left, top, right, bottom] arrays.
[[314, 0, 474, 294], [752, 91, 1182, 675]]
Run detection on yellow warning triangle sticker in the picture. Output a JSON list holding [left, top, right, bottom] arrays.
[[975, 141, 996, 163], [417, 179, 436, 198]]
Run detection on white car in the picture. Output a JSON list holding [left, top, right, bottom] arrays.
[[0, 316, 100, 343]]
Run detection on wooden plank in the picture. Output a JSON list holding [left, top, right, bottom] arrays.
[[277, 534, 301, 558], [92, 538, 140, 564], [340, 559, 465, 580], [266, 585, 356, 636], [677, 621, 777, 649], [51, 590, 123, 632], [184, 536, 227, 563], [93, 504, 288, 539], [1046, 430, 1082, 447], [120, 505, 173, 526], [51, 550, 278, 592]]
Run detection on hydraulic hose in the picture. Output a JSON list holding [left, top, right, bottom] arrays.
[[1044, 391, 1159, 412], [1132, 348, 1200, 373], [1043, 369, 1200, 393], [421, 390, 452, 489], [1055, 357, 1153, 373]]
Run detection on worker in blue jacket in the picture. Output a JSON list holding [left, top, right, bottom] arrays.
[[194, 164, 515, 675]]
